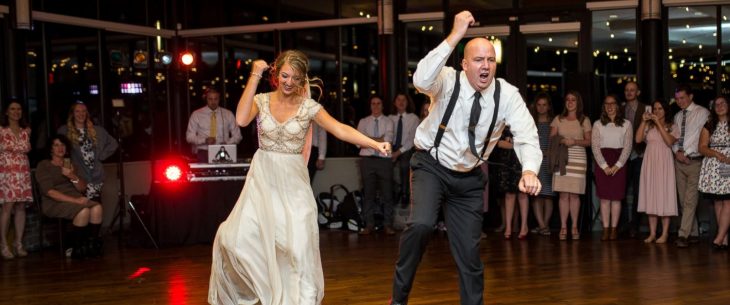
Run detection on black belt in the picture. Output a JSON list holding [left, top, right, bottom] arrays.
[[363, 155, 389, 159], [688, 155, 704, 161], [414, 149, 482, 177]]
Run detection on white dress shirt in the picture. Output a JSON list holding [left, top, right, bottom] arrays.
[[311, 122, 327, 160], [185, 106, 242, 152], [388, 112, 420, 153], [671, 102, 710, 157], [357, 114, 393, 157], [412, 41, 542, 173], [591, 119, 633, 169]]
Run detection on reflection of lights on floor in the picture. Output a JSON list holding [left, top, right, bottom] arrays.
[[128, 267, 151, 280], [168, 273, 188, 305]]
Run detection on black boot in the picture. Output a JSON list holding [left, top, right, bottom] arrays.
[[69, 226, 88, 259], [86, 224, 103, 257]]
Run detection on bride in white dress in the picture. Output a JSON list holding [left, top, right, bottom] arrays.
[[208, 50, 391, 305]]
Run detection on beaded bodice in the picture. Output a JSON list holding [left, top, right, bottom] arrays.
[[255, 92, 322, 154]]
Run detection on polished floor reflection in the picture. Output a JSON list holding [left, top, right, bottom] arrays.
[[1, 230, 729, 304]]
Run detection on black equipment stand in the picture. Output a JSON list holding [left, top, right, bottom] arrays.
[[107, 108, 159, 249]]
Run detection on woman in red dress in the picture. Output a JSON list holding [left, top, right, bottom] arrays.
[[0, 101, 33, 259]]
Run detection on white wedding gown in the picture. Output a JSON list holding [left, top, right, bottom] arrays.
[[209, 93, 324, 305]]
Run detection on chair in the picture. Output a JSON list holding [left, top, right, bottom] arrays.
[[31, 170, 66, 256]]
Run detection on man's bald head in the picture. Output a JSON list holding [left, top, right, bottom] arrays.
[[461, 37, 497, 91]]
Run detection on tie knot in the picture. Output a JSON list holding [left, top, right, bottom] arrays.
[[682, 109, 687, 114], [474, 92, 482, 99]]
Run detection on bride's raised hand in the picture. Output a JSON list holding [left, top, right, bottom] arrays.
[[251, 60, 269, 77]]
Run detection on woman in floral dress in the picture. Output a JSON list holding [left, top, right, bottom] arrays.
[[0, 101, 33, 259], [698, 96, 730, 249]]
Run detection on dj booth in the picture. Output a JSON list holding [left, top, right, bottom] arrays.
[[151, 162, 250, 246]]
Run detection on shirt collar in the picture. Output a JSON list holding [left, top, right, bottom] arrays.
[[460, 71, 496, 103], [684, 102, 697, 112]]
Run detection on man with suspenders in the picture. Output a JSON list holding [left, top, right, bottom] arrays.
[[389, 11, 542, 305]]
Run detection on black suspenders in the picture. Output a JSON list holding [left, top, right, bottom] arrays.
[[429, 71, 501, 168]]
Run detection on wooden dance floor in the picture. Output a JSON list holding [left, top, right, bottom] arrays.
[[2, 230, 730, 304]]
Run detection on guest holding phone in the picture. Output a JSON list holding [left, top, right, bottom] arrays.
[[636, 99, 677, 243]]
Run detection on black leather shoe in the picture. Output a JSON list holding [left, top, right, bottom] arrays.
[[675, 237, 689, 248]]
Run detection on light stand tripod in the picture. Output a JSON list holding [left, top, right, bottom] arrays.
[[107, 105, 158, 249]]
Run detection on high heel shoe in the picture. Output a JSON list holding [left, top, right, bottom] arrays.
[[1, 245, 14, 260], [655, 235, 668, 244], [644, 236, 656, 243], [601, 228, 610, 241], [14, 243, 27, 257], [571, 228, 580, 240], [504, 233, 512, 240], [559, 228, 567, 241]]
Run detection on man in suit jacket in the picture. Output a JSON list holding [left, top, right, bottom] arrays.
[[619, 81, 646, 238]]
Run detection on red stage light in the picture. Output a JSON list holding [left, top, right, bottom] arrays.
[[180, 51, 194, 66], [154, 158, 189, 184], [164, 165, 183, 182]]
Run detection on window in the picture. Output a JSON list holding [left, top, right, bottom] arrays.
[[668, 6, 718, 105], [592, 8, 637, 98]]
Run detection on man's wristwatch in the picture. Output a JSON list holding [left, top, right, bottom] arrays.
[[70, 178, 80, 184]]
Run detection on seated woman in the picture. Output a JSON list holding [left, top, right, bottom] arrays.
[[35, 134, 103, 258]]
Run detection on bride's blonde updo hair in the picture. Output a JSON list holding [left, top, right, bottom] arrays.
[[268, 50, 322, 101]]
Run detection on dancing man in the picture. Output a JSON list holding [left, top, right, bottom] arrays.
[[389, 11, 542, 305]]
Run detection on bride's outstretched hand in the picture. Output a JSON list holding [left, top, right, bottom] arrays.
[[376, 142, 392, 156]]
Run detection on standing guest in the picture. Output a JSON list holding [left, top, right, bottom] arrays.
[[389, 93, 420, 206], [698, 96, 730, 249], [35, 135, 103, 258], [208, 51, 390, 305], [0, 101, 33, 259], [550, 91, 592, 240], [419, 101, 431, 121], [186, 88, 243, 162], [636, 99, 677, 243], [530, 93, 555, 236], [491, 126, 529, 239], [307, 122, 327, 182], [357, 95, 395, 235], [57, 102, 117, 243], [389, 11, 541, 305], [618, 81, 647, 238], [591, 95, 633, 241], [670, 85, 710, 248]]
